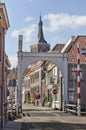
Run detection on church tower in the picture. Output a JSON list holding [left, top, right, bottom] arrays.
[[30, 16, 50, 52]]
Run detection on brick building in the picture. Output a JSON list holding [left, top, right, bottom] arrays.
[[62, 35, 86, 111], [0, 3, 10, 128]]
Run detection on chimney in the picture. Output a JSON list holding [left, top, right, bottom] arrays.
[[18, 35, 23, 52]]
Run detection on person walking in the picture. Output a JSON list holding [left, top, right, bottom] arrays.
[[37, 99, 39, 106]]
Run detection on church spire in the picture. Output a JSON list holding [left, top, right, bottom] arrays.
[[37, 15, 47, 43], [30, 15, 50, 52]]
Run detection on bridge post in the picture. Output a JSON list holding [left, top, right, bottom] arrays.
[[17, 51, 68, 114], [62, 54, 68, 111], [17, 35, 23, 117]]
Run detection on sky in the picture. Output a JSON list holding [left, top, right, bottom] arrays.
[[2, 0, 86, 68]]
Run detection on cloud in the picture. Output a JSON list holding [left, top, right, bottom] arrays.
[[11, 13, 86, 43], [43, 13, 86, 32], [25, 17, 33, 22], [9, 55, 18, 68], [52, 36, 59, 41], [11, 29, 19, 37], [11, 24, 36, 42]]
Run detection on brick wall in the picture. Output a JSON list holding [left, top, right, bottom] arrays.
[[68, 36, 86, 109], [68, 36, 86, 63]]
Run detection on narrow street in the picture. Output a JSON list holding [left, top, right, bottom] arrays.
[[19, 104, 86, 130], [21, 111, 80, 130]]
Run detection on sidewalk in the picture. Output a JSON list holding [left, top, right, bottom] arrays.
[[1, 103, 52, 130], [22, 103, 53, 111], [1, 120, 22, 130]]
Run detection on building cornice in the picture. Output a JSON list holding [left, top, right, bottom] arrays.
[[0, 3, 10, 30]]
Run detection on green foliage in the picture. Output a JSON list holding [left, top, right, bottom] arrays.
[[43, 95, 47, 103], [49, 96, 53, 103]]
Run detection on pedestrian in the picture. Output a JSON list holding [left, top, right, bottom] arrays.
[[37, 99, 39, 106]]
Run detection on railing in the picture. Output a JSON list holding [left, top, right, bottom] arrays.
[[65, 104, 77, 115], [7, 102, 17, 120], [65, 103, 86, 115]]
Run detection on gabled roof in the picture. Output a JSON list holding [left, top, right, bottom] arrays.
[[5, 54, 11, 68], [52, 44, 65, 52], [61, 35, 86, 53], [61, 36, 76, 53], [23, 68, 30, 76]]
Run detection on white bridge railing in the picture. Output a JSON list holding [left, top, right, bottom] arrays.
[[65, 103, 86, 115], [65, 104, 77, 115]]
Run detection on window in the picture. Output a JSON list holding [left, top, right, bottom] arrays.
[[70, 66, 83, 80], [68, 85, 77, 103], [68, 92, 75, 102], [30, 75, 35, 83], [53, 67, 57, 76], [35, 72, 39, 79]]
